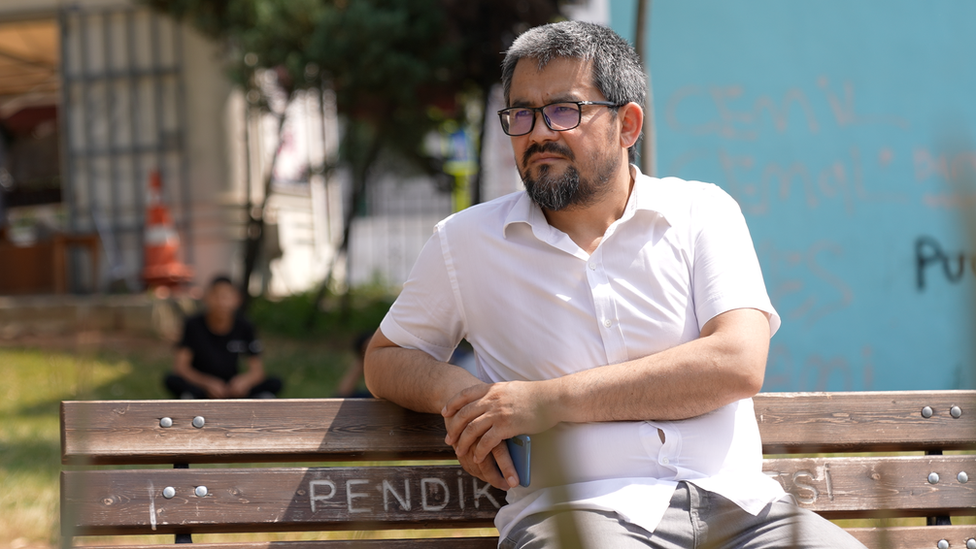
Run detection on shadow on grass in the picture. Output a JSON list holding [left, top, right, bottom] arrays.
[[0, 437, 62, 476]]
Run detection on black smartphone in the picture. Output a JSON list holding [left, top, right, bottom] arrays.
[[505, 434, 531, 487]]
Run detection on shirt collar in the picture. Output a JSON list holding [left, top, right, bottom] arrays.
[[503, 164, 673, 239], [623, 164, 675, 227], [503, 189, 553, 242]]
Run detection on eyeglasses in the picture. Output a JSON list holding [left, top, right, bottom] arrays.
[[497, 101, 622, 136]]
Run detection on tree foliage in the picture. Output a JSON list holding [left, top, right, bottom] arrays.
[[148, 0, 562, 172], [145, 0, 564, 304]]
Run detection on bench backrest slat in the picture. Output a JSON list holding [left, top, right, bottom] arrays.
[[61, 399, 452, 465], [62, 391, 976, 465], [63, 465, 502, 536], [847, 525, 976, 549], [755, 391, 976, 453], [764, 454, 976, 518], [63, 455, 976, 537]]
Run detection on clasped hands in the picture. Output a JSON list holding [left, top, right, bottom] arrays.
[[441, 380, 557, 490], [203, 375, 252, 398]]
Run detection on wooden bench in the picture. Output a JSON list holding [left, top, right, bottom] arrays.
[[61, 391, 976, 548]]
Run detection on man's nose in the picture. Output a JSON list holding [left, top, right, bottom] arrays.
[[527, 110, 558, 141]]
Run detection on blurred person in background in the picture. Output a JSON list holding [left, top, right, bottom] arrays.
[[164, 275, 282, 399], [0, 125, 11, 235], [334, 331, 373, 398]]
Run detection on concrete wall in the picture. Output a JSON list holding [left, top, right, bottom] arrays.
[[0, 294, 158, 338], [179, 20, 245, 287]]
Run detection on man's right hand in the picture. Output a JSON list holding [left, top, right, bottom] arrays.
[[364, 329, 521, 488], [442, 380, 557, 469]]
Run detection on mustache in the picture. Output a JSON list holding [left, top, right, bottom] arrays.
[[521, 142, 575, 167]]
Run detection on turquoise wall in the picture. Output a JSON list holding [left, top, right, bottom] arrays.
[[610, 1, 976, 391]]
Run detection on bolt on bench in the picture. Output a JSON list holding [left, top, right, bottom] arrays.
[[61, 391, 976, 548]]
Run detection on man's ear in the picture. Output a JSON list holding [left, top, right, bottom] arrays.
[[617, 102, 644, 150]]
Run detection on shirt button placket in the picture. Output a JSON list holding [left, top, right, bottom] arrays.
[[587, 250, 624, 363], [587, 259, 608, 330]]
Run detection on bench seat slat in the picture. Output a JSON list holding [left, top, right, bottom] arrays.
[[62, 466, 505, 536]]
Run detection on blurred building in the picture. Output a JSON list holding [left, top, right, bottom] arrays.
[[0, 0, 607, 297], [0, 0, 347, 296], [0, 0, 385, 296]]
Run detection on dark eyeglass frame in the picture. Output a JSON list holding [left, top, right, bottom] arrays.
[[497, 100, 623, 136]]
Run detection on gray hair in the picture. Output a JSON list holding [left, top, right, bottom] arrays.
[[501, 21, 647, 161]]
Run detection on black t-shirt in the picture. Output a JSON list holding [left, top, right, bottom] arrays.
[[178, 313, 262, 382]]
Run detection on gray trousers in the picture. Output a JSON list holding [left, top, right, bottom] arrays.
[[500, 482, 866, 549]]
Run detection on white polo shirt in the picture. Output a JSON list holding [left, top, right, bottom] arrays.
[[380, 166, 785, 541]]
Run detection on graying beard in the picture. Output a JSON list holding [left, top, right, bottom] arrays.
[[525, 165, 588, 211]]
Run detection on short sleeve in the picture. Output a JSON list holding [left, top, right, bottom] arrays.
[[379, 227, 465, 362], [177, 315, 201, 351], [691, 186, 781, 336], [240, 317, 262, 355]]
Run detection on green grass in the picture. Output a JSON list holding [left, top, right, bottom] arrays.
[[0, 333, 363, 547]]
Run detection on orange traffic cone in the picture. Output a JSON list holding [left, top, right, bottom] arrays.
[[142, 170, 193, 288]]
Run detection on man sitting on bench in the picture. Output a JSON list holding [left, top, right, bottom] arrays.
[[164, 275, 282, 399], [365, 21, 865, 549]]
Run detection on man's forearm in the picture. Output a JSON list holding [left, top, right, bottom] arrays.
[[242, 356, 266, 384], [443, 308, 772, 465], [364, 331, 480, 414], [546, 308, 770, 424]]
